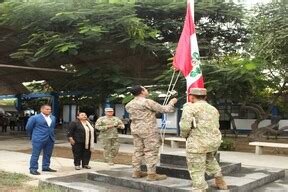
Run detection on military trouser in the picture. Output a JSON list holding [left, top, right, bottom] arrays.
[[187, 151, 222, 190], [132, 133, 160, 173], [101, 138, 119, 162]]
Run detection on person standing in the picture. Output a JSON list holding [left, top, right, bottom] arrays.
[[95, 108, 124, 166], [125, 85, 177, 181], [26, 104, 57, 175], [17, 114, 24, 131], [1, 115, 8, 133], [89, 113, 98, 124], [180, 88, 227, 192], [9, 114, 17, 131], [23, 113, 30, 131], [121, 115, 130, 134], [67, 112, 95, 170]]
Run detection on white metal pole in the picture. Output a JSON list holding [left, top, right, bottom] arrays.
[[190, 0, 195, 21]]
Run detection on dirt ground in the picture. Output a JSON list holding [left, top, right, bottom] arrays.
[[224, 136, 288, 155], [16, 136, 288, 163], [17, 147, 133, 165]]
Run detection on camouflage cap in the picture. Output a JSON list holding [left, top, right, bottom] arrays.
[[189, 88, 207, 96], [105, 107, 114, 112]]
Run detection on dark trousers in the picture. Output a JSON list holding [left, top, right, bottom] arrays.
[[17, 121, 24, 131], [30, 138, 54, 171], [122, 124, 129, 134], [10, 121, 16, 130], [2, 125, 7, 132], [72, 143, 91, 167]]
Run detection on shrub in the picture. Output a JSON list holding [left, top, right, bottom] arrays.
[[219, 138, 235, 151]]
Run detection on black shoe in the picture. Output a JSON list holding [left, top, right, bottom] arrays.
[[42, 168, 57, 172], [82, 165, 91, 169], [30, 170, 41, 175]]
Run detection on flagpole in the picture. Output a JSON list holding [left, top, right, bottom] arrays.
[[190, 0, 194, 21], [189, 0, 194, 102]]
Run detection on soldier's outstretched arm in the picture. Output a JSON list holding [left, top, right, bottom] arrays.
[[179, 103, 194, 138], [145, 99, 176, 113]]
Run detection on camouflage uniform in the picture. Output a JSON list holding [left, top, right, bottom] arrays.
[[180, 100, 223, 191], [95, 116, 124, 162], [125, 97, 175, 173]]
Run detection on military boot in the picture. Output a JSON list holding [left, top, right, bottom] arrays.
[[132, 171, 147, 178], [147, 173, 167, 181], [214, 176, 228, 190]]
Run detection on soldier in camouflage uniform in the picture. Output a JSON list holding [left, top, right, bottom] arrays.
[[125, 85, 177, 181], [95, 108, 124, 166], [180, 88, 228, 192]]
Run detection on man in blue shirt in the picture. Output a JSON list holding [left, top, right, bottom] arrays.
[[26, 104, 57, 175]]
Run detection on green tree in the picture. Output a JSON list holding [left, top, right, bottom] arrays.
[[0, 0, 160, 104], [249, 2, 287, 95], [242, 2, 288, 140], [155, 2, 288, 140], [137, 1, 248, 58], [0, 0, 249, 106]]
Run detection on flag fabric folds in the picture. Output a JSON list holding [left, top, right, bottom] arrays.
[[173, 0, 204, 99]]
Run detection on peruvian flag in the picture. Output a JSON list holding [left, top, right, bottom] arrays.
[[173, 0, 204, 99]]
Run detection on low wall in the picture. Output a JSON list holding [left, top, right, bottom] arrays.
[[232, 119, 288, 131]]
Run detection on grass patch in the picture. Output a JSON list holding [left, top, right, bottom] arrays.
[[0, 171, 30, 187], [0, 171, 64, 191]]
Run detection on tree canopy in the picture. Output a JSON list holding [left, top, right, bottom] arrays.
[[0, 0, 287, 123], [249, 2, 287, 93], [0, 0, 248, 103]]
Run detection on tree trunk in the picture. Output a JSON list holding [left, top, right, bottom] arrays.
[[241, 81, 287, 141], [224, 109, 238, 137]]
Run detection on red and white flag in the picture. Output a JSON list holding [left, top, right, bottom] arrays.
[[173, 0, 204, 100]]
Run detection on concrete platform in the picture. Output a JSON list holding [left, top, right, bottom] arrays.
[[41, 173, 140, 192], [141, 162, 242, 180], [37, 150, 285, 192], [160, 151, 220, 166], [42, 166, 285, 192], [220, 166, 285, 192]]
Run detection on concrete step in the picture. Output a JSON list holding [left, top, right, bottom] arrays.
[[253, 177, 288, 192], [90, 166, 285, 192], [141, 162, 241, 180], [43, 166, 285, 192], [88, 168, 192, 192], [160, 151, 220, 166], [118, 134, 134, 144], [40, 173, 141, 192], [212, 166, 285, 192]]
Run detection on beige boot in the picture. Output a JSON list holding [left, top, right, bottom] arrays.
[[215, 176, 228, 190], [132, 171, 148, 178], [147, 173, 167, 181]]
